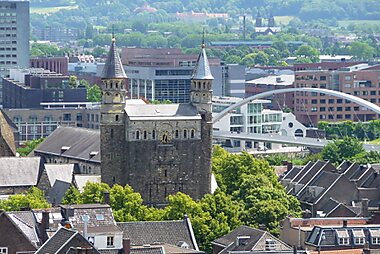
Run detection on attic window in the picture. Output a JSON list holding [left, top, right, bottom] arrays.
[[96, 214, 104, 221], [353, 229, 365, 245], [370, 229, 380, 244], [336, 229, 349, 245], [265, 239, 276, 251]]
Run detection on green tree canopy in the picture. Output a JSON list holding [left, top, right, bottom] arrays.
[[321, 137, 365, 164], [0, 187, 50, 211]]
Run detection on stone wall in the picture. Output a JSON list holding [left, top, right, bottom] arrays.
[[102, 112, 212, 206]]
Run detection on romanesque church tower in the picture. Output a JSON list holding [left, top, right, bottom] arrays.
[[101, 38, 213, 206], [100, 36, 127, 185]]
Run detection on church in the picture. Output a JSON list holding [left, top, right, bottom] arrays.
[[100, 37, 213, 205]]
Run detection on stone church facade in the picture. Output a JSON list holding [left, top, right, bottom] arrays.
[[100, 38, 213, 205]]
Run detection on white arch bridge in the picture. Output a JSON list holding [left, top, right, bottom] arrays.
[[212, 88, 380, 152]]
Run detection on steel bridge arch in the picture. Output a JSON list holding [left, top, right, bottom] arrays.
[[213, 88, 380, 124]]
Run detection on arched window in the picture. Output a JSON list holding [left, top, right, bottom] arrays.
[[136, 130, 140, 140], [203, 82, 206, 89], [143, 130, 147, 140], [183, 130, 187, 138], [110, 129, 114, 138], [115, 115, 119, 121], [152, 130, 156, 139], [191, 129, 195, 138], [116, 83, 118, 89], [175, 130, 179, 138]]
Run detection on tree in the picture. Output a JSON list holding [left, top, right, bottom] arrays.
[[212, 146, 301, 233], [86, 84, 102, 102], [69, 76, 78, 88], [61, 185, 81, 205], [0, 187, 50, 211], [295, 45, 320, 62], [349, 41, 376, 60], [17, 138, 45, 157], [92, 46, 107, 57], [321, 137, 365, 164]]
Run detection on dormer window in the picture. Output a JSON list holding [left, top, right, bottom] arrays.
[[353, 229, 365, 245], [370, 229, 380, 244], [336, 229, 349, 245]]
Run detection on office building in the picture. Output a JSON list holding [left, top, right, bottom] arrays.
[[0, 0, 30, 106], [2, 68, 86, 109]]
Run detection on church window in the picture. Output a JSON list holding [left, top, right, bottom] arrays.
[[183, 130, 187, 138], [152, 130, 156, 139], [175, 130, 179, 138], [203, 82, 206, 89], [164, 169, 167, 177], [110, 83, 113, 89], [136, 130, 140, 140], [191, 129, 195, 138], [116, 83, 118, 89], [203, 93, 206, 97], [164, 187, 167, 197], [111, 129, 114, 138], [115, 115, 119, 121], [143, 130, 147, 140]]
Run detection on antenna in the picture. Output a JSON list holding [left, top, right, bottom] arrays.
[[201, 28, 205, 48], [111, 24, 115, 42]]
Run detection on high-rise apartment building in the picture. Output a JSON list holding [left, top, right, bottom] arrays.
[[294, 63, 380, 126], [0, 0, 30, 106]]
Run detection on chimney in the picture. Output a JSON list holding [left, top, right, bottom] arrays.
[[361, 199, 369, 217], [42, 210, 50, 230], [104, 191, 110, 205], [343, 220, 348, 227], [283, 161, 293, 172], [123, 238, 131, 254]]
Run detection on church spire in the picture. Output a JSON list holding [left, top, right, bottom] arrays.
[[191, 34, 214, 81], [190, 35, 213, 113], [101, 35, 127, 79]]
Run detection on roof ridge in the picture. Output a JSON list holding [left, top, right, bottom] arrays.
[[118, 220, 184, 224]]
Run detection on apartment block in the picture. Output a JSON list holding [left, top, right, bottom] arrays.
[[294, 63, 380, 126]]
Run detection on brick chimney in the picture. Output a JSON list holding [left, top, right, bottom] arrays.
[[104, 191, 110, 205], [123, 238, 131, 254]]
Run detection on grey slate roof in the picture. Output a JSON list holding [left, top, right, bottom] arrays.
[[7, 211, 40, 248], [212, 225, 265, 247], [191, 46, 214, 80], [0, 109, 17, 156], [117, 219, 198, 250], [0, 157, 42, 187], [45, 164, 74, 187], [131, 246, 164, 254], [306, 225, 380, 248], [125, 103, 200, 120], [60, 204, 122, 234], [34, 126, 100, 163], [101, 38, 127, 79], [74, 175, 101, 191], [36, 227, 99, 254]]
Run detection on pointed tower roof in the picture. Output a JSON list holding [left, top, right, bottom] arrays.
[[101, 36, 127, 79], [191, 41, 214, 80]]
